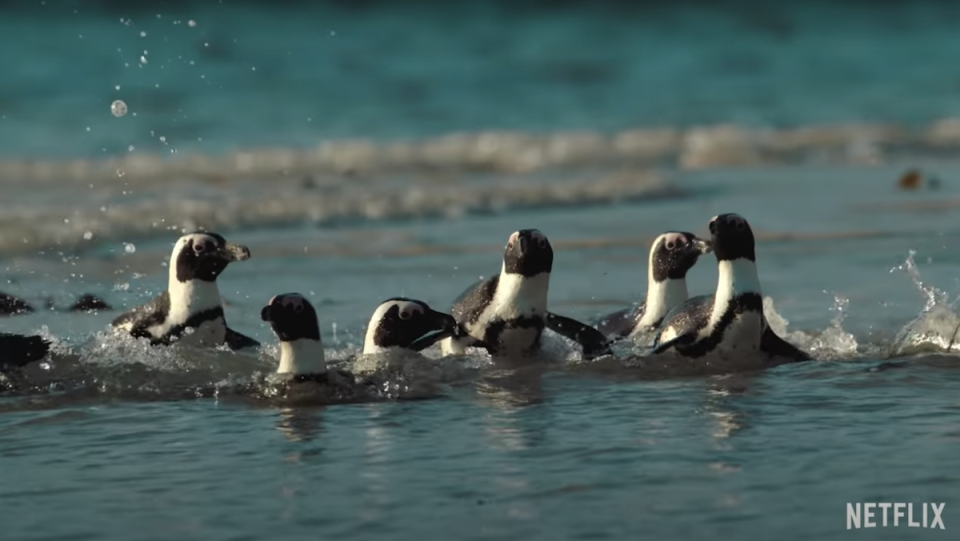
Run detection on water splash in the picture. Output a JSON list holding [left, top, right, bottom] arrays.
[[888, 251, 960, 356], [763, 295, 858, 360], [890, 250, 948, 310], [806, 294, 858, 358]]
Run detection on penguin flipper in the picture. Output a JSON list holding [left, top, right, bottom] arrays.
[[111, 291, 170, 336], [759, 324, 810, 363], [0, 333, 50, 369], [545, 312, 612, 360], [651, 296, 712, 349], [594, 306, 640, 341], [450, 277, 496, 325], [225, 327, 260, 351], [649, 333, 699, 356]]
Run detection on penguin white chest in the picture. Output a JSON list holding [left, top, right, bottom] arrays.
[[495, 324, 542, 355]]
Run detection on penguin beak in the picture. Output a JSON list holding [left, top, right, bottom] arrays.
[[260, 304, 276, 322], [432, 310, 458, 335], [219, 242, 251, 262], [691, 237, 712, 254], [408, 310, 459, 351]]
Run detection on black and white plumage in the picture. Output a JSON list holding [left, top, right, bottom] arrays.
[[650, 214, 809, 363], [0, 292, 34, 316], [260, 293, 366, 398], [0, 333, 50, 371], [596, 231, 711, 341], [440, 229, 611, 360], [362, 298, 457, 354], [110, 232, 259, 350]]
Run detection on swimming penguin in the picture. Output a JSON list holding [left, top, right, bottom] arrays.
[[0, 333, 50, 371], [650, 213, 809, 363], [440, 229, 612, 360], [0, 292, 34, 316], [110, 231, 259, 350], [44, 293, 113, 313], [596, 231, 712, 341], [260, 293, 369, 400], [362, 298, 458, 354]]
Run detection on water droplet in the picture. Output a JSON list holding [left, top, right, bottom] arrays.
[[140, 31, 147, 37], [124, 243, 136, 254], [116, 169, 125, 177], [159, 136, 167, 144], [188, 20, 197, 27], [83, 231, 93, 240], [115, 84, 121, 91], [111, 99, 128, 117], [128, 145, 135, 152], [63, 218, 70, 224], [140, 55, 148, 64], [85, 126, 91, 132]]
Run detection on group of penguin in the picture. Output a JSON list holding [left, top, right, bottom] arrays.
[[0, 212, 811, 397]]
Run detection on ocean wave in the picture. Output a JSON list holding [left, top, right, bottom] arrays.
[[3, 120, 960, 255], [5, 121, 960, 184]]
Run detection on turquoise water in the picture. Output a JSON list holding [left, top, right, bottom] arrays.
[[4, 1, 960, 540]]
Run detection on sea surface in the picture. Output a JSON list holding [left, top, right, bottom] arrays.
[[3, 1, 960, 540]]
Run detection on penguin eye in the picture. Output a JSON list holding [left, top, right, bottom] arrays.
[[293, 303, 304, 313], [735, 221, 746, 230], [537, 239, 547, 248], [194, 243, 206, 253], [399, 310, 411, 320], [665, 241, 676, 250]]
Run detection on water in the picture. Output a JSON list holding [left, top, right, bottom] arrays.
[[4, 1, 960, 539]]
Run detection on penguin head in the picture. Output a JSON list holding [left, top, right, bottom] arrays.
[[363, 297, 457, 353], [708, 214, 756, 262], [172, 231, 251, 283], [502, 229, 553, 277], [650, 231, 712, 282], [260, 293, 321, 342]]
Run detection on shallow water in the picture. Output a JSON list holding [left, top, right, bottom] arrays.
[[5, 1, 960, 540]]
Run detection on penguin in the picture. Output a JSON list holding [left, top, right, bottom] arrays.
[[650, 213, 809, 363], [439, 229, 612, 360], [0, 333, 50, 371], [0, 292, 34, 316], [110, 231, 259, 350], [362, 298, 458, 355], [596, 231, 712, 341], [44, 293, 113, 313], [259, 293, 369, 399]]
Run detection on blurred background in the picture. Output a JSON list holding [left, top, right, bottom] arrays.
[[1, 0, 960, 256]]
